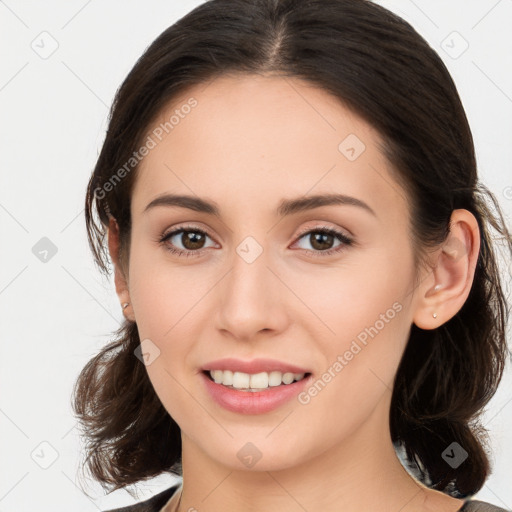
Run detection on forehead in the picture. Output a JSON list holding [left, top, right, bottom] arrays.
[[132, 73, 408, 225]]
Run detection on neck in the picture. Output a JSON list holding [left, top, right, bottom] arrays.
[[176, 393, 463, 512]]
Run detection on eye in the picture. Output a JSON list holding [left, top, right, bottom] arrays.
[[159, 224, 354, 258], [292, 226, 353, 257], [159, 225, 216, 258]]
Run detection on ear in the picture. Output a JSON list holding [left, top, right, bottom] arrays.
[[107, 217, 135, 322], [412, 209, 480, 330]]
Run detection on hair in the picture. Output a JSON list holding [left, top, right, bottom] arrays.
[[72, 0, 512, 500]]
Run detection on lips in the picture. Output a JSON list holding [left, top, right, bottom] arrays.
[[200, 371, 313, 414], [201, 357, 311, 375]]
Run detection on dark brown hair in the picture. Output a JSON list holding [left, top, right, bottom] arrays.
[[72, 0, 512, 499]]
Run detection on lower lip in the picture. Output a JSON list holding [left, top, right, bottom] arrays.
[[201, 371, 312, 414]]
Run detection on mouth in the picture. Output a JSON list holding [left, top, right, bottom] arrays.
[[200, 368, 313, 414], [202, 369, 312, 392]]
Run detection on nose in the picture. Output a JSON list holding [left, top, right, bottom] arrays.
[[213, 244, 289, 341]]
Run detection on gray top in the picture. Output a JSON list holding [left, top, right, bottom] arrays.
[[103, 484, 510, 512], [463, 502, 510, 512]]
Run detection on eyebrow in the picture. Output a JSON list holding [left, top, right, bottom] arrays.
[[143, 193, 376, 218]]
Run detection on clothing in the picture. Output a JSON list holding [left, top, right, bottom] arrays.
[[102, 482, 510, 512], [102, 484, 180, 512]]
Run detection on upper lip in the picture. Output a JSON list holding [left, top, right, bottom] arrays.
[[201, 358, 311, 375]]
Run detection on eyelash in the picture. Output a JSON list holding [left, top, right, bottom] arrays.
[[158, 224, 354, 259]]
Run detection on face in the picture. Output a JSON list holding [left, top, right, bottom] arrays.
[[123, 73, 420, 472]]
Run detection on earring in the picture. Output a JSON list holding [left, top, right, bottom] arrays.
[[122, 302, 130, 310], [433, 285, 441, 318]]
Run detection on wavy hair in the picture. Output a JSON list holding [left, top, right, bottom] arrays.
[[72, 0, 512, 499]]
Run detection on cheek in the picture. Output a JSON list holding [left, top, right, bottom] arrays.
[[127, 254, 212, 411], [294, 304, 409, 449], [292, 263, 411, 399], [287, 257, 407, 346], [127, 245, 211, 339]]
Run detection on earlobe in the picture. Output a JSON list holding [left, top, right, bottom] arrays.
[[412, 209, 480, 330], [107, 217, 135, 321]]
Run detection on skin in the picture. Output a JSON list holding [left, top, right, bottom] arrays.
[[108, 74, 480, 512]]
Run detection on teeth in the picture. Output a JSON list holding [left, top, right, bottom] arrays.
[[209, 369, 306, 390]]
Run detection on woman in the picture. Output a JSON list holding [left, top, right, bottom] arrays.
[[73, 0, 512, 511]]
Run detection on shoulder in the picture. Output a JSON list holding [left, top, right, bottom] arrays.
[[102, 483, 181, 512], [461, 500, 510, 512]]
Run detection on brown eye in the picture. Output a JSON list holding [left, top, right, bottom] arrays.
[[160, 227, 216, 257], [159, 225, 353, 259], [308, 232, 336, 251], [293, 227, 353, 256], [178, 231, 206, 250]]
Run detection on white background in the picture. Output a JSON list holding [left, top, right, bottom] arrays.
[[1, 1, 511, 510]]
